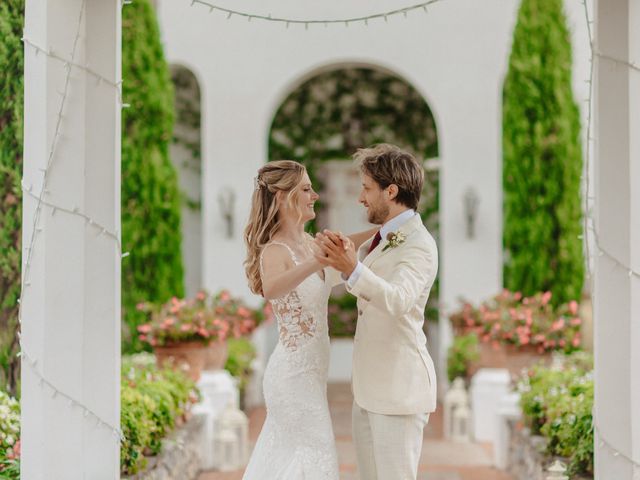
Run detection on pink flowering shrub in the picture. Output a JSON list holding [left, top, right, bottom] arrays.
[[449, 290, 582, 353], [136, 290, 269, 348]]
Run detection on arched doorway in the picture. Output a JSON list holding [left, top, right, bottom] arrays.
[[170, 65, 203, 296], [269, 67, 438, 227]]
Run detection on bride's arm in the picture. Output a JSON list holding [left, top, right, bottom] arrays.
[[261, 244, 323, 300], [347, 227, 378, 249]]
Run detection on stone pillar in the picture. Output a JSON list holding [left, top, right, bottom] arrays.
[[594, 0, 640, 477], [21, 0, 121, 478]]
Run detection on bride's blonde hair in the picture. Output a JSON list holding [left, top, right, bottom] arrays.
[[244, 160, 307, 295]]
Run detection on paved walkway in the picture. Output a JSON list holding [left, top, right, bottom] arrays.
[[199, 383, 514, 480]]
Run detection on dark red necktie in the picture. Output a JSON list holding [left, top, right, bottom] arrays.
[[367, 231, 382, 254]]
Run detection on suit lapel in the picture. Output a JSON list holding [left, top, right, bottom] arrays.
[[363, 214, 422, 268]]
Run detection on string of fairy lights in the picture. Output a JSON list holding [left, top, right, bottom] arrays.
[[15, 0, 640, 467], [188, 0, 443, 28]]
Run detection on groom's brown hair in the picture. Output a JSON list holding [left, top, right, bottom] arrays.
[[354, 144, 424, 210]]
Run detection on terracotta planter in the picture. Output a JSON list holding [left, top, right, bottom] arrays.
[[203, 340, 229, 371], [154, 341, 207, 381], [468, 342, 551, 379]]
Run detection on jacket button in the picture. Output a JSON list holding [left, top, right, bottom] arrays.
[[358, 309, 363, 315]]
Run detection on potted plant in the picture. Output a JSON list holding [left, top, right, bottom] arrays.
[[137, 290, 269, 378], [449, 290, 583, 377], [137, 292, 231, 381], [204, 290, 266, 370]]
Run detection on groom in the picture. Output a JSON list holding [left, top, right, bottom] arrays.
[[316, 143, 438, 479]]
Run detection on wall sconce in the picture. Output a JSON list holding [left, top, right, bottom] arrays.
[[218, 187, 235, 239], [463, 187, 479, 240]]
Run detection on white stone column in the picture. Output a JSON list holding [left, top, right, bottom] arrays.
[[594, 0, 640, 478], [21, 1, 121, 479]]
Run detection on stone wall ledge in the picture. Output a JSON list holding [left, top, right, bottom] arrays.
[[507, 419, 592, 480], [125, 413, 207, 480]]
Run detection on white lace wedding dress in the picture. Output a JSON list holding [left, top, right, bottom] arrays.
[[243, 241, 339, 479]]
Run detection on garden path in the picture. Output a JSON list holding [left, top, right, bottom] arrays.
[[199, 383, 514, 480]]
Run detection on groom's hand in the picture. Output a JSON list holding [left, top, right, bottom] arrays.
[[314, 230, 357, 276]]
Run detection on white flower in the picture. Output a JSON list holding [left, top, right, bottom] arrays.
[[382, 231, 407, 252]]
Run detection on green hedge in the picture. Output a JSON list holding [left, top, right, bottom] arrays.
[[518, 352, 593, 475], [121, 0, 185, 353], [120, 354, 197, 475], [502, 0, 584, 305], [446, 334, 479, 383], [0, 0, 24, 397], [224, 338, 257, 409]]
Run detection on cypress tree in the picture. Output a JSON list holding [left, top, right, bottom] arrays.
[[122, 0, 185, 352], [503, 0, 584, 305]]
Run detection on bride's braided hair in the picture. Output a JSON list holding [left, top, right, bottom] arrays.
[[244, 160, 306, 295]]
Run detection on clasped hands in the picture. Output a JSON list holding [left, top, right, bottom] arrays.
[[314, 230, 358, 278]]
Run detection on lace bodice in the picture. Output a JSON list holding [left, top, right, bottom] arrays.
[[260, 240, 329, 352]]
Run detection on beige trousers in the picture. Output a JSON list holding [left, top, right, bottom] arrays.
[[352, 401, 429, 480]]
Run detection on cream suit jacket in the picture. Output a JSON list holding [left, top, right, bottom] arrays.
[[346, 213, 438, 415]]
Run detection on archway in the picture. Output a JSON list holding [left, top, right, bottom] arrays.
[[170, 65, 203, 296]]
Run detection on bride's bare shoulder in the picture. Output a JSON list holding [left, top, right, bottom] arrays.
[[260, 242, 294, 273]]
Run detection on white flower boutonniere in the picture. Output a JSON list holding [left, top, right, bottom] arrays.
[[382, 231, 407, 252]]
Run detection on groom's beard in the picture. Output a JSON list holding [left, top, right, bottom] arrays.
[[367, 203, 389, 225]]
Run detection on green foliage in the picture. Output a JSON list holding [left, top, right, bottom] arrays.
[[121, 0, 185, 353], [502, 0, 584, 305], [269, 67, 440, 321], [224, 338, 257, 406], [446, 334, 480, 383], [0, 0, 24, 397], [0, 391, 20, 479], [120, 354, 197, 475], [0, 460, 19, 480], [120, 387, 157, 474], [328, 293, 358, 338], [518, 352, 593, 475]]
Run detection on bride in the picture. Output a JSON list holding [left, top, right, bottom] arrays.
[[242, 160, 374, 479]]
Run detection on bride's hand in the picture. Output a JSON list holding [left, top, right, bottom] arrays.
[[335, 232, 354, 251], [319, 230, 351, 251], [316, 230, 358, 275]]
